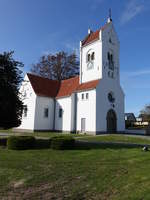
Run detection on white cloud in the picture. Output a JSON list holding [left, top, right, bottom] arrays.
[[120, 0, 145, 25], [121, 69, 150, 79], [128, 69, 150, 77]]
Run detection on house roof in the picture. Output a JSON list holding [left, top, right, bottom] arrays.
[[81, 22, 109, 46], [27, 73, 99, 98], [125, 113, 136, 121]]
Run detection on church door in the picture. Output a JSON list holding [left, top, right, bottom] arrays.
[[81, 118, 86, 132], [107, 109, 117, 133]]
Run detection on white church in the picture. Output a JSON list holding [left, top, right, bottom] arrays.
[[17, 15, 125, 134]]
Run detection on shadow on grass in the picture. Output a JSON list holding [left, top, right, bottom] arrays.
[[74, 141, 145, 150], [0, 138, 145, 151]]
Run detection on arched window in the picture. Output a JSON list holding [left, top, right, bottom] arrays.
[[107, 52, 110, 60], [110, 54, 113, 62], [107, 51, 114, 70], [108, 92, 115, 103], [87, 54, 90, 62], [91, 52, 95, 60], [86, 49, 95, 63], [86, 50, 94, 70]]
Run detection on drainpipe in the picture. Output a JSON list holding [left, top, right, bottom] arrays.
[[53, 99, 56, 130], [80, 41, 82, 84], [74, 93, 77, 133]]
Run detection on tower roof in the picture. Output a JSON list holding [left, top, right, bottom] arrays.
[[81, 22, 110, 47]]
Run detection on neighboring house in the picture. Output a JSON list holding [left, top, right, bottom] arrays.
[[125, 113, 136, 128], [17, 15, 125, 134], [135, 117, 149, 126], [125, 113, 136, 123]]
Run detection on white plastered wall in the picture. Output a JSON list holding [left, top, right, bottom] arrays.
[[17, 75, 36, 131], [76, 89, 96, 134], [96, 79, 125, 132], [55, 96, 72, 132], [34, 96, 54, 130], [80, 38, 102, 84]]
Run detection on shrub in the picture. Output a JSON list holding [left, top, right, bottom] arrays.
[[0, 138, 7, 146], [7, 136, 35, 150], [51, 135, 75, 150], [35, 138, 51, 149]]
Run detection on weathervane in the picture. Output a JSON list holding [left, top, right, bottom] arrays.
[[108, 8, 112, 22]]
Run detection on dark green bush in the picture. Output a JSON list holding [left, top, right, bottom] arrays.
[[0, 138, 7, 146], [51, 135, 75, 150], [35, 138, 51, 149], [7, 136, 35, 150]]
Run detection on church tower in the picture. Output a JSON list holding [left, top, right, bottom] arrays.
[[78, 12, 125, 133], [79, 12, 120, 84]]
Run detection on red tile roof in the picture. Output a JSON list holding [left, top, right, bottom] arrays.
[[27, 73, 60, 98], [81, 22, 109, 46], [82, 30, 100, 46], [56, 76, 79, 98], [27, 73, 99, 98], [76, 79, 99, 92]]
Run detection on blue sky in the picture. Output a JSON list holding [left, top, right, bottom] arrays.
[[0, 0, 150, 116]]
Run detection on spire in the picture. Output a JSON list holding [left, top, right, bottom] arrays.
[[107, 8, 112, 23]]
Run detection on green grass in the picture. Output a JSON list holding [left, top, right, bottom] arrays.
[[0, 129, 84, 138], [1, 143, 150, 199], [1, 130, 150, 145], [78, 134, 150, 145]]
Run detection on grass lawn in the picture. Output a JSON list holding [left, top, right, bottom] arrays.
[[78, 134, 150, 145], [1, 143, 150, 199], [0, 129, 84, 138]]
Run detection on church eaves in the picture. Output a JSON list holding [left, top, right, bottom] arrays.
[[27, 73, 99, 99]]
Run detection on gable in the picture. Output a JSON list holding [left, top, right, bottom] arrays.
[[81, 22, 110, 46]]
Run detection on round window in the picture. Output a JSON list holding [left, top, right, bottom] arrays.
[[108, 92, 115, 103]]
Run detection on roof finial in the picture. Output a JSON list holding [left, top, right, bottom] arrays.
[[109, 8, 112, 19], [107, 8, 112, 23]]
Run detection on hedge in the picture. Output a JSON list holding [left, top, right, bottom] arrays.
[[0, 138, 7, 146], [7, 136, 36, 150], [35, 138, 51, 149], [51, 136, 75, 150]]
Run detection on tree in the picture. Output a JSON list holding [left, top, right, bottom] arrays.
[[0, 51, 24, 129], [31, 51, 79, 81], [139, 104, 150, 122]]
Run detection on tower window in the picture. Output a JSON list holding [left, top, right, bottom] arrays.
[[87, 54, 90, 62], [91, 52, 95, 60], [44, 108, 49, 118], [108, 52, 114, 70], [108, 92, 115, 103], [86, 50, 94, 70], [87, 50, 95, 62]]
